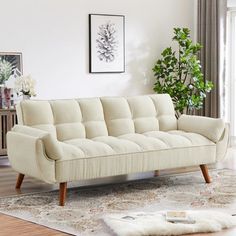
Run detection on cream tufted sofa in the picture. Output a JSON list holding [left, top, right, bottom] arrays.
[[7, 94, 229, 206]]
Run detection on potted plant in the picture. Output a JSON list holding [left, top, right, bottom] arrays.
[[153, 28, 213, 118]]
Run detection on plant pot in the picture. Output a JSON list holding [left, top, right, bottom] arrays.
[[23, 94, 30, 100]]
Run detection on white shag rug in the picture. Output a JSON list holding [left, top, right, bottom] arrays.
[[104, 211, 236, 236]]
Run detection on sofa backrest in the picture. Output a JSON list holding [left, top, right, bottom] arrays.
[[16, 94, 177, 141]]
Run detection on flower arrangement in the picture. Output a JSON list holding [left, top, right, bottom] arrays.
[[14, 75, 36, 98], [0, 59, 13, 84]]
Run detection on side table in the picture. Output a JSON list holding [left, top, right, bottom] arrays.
[[0, 109, 17, 157]]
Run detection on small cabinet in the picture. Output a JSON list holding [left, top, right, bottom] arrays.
[[0, 109, 17, 156]]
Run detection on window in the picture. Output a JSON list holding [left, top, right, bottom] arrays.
[[226, 9, 236, 138]]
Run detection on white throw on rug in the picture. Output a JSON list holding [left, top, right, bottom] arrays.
[[103, 211, 236, 236]]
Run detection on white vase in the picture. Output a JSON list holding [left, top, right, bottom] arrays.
[[23, 94, 30, 100]]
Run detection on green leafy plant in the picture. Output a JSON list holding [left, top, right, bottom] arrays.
[[153, 28, 213, 118]]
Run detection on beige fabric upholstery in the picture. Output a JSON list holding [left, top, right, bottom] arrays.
[[101, 97, 135, 136], [178, 114, 225, 143], [149, 94, 177, 130], [31, 124, 57, 138], [7, 131, 55, 183], [127, 96, 159, 133], [216, 123, 229, 161], [55, 130, 216, 181], [17, 94, 177, 140], [78, 98, 108, 138], [7, 94, 228, 184], [50, 100, 85, 141], [12, 125, 63, 160], [55, 145, 216, 182], [20, 100, 54, 126]]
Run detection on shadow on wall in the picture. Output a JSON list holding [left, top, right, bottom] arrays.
[[120, 40, 156, 96]]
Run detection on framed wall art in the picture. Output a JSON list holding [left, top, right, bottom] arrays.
[[89, 14, 125, 73], [0, 52, 23, 76], [0, 52, 23, 109]]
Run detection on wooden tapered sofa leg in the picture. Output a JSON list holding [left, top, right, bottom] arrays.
[[154, 170, 160, 177], [200, 164, 211, 183], [15, 173, 25, 189], [59, 182, 67, 206]]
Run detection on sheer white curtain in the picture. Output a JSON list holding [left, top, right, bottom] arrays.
[[225, 9, 236, 139]]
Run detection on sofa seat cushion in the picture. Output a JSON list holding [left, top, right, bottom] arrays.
[[64, 138, 115, 157], [119, 130, 213, 150], [55, 131, 216, 182], [62, 131, 214, 159], [144, 130, 214, 147]]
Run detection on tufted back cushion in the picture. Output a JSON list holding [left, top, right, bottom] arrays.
[[77, 98, 108, 139], [17, 94, 177, 140], [16, 100, 57, 138], [50, 100, 85, 141], [101, 97, 135, 136], [149, 94, 177, 131]]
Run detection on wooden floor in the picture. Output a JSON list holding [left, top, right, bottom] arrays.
[[0, 148, 236, 236], [0, 214, 68, 236]]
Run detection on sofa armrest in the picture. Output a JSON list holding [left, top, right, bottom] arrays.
[[216, 123, 229, 161], [178, 114, 225, 143], [7, 131, 56, 183], [11, 125, 63, 160]]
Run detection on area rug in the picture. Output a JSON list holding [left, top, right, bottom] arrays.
[[104, 211, 236, 236], [0, 169, 236, 236]]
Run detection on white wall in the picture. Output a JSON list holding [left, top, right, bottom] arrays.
[[0, 0, 195, 99], [228, 0, 236, 7]]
